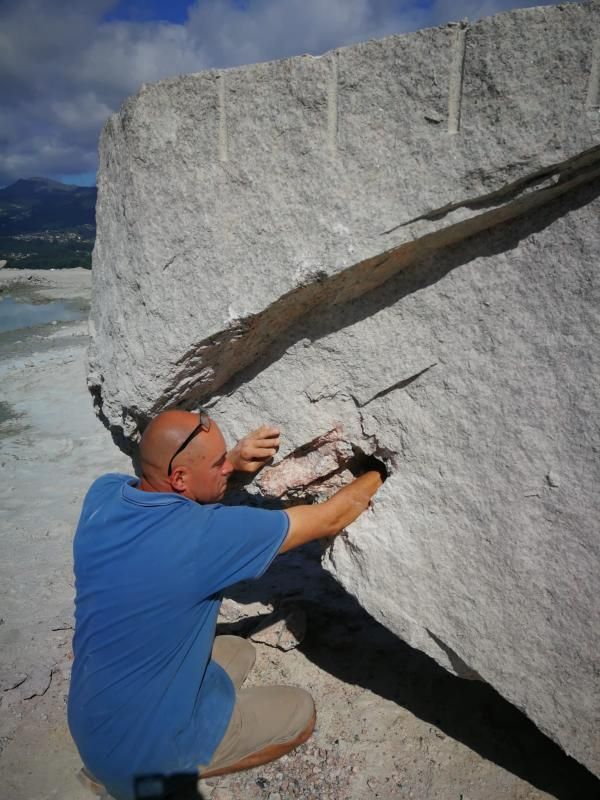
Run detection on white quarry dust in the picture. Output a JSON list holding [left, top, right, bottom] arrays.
[[0, 271, 597, 800]]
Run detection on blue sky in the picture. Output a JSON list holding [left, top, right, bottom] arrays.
[[103, 0, 193, 24], [0, 0, 565, 187]]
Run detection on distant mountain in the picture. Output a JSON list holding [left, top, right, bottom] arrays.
[[0, 177, 96, 235], [0, 177, 96, 268]]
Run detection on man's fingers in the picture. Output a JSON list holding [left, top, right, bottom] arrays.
[[230, 425, 281, 473], [244, 432, 280, 450], [248, 425, 280, 440], [241, 445, 278, 460], [251, 438, 280, 451]]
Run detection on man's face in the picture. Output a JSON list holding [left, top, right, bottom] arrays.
[[176, 423, 235, 503]]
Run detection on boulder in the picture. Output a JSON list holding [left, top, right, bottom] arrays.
[[89, 1, 600, 776]]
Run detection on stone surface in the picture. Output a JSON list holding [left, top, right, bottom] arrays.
[[218, 597, 274, 625], [90, 1, 600, 777]]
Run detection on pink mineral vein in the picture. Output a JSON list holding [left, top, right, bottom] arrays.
[[257, 425, 354, 498]]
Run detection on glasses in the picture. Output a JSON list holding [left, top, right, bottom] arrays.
[[167, 409, 211, 476]]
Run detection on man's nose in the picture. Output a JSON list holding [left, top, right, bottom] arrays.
[[223, 459, 235, 476]]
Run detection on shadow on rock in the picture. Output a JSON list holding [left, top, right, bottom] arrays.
[[219, 543, 600, 800], [207, 177, 600, 409]]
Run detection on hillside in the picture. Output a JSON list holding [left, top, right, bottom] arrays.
[[0, 177, 96, 268]]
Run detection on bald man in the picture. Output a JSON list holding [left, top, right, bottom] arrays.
[[68, 409, 383, 800]]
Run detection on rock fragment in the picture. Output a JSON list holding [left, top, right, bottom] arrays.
[[250, 607, 307, 651], [257, 427, 353, 499]]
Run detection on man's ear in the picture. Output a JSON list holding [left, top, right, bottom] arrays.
[[168, 466, 188, 493]]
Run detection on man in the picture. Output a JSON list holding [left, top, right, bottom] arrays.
[[68, 409, 383, 799]]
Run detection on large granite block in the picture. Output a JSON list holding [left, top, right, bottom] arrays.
[[89, 1, 600, 776]]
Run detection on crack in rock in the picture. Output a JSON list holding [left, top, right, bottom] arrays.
[[350, 363, 438, 408], [381, 145, 600, 234], [94, 143, 600, 445], [257, 426, 353, 500], [257, 426, 388, 504]]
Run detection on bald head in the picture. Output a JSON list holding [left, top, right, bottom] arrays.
[[139, 410, 203, 477], [137, 410, 234, 502]]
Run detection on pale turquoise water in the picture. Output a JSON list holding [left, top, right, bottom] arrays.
[[0, 295, 85, 333]]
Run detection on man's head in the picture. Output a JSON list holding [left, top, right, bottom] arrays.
[[138, 409, 234, 503]]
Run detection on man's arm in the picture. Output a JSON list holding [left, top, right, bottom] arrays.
[[280, 470, 383, 553]]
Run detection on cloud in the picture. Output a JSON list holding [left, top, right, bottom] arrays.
[[429, 0, 559, 23], [185, 0, 430, 68], [0, 2, 204, 184], [0, 0, 564, 185]]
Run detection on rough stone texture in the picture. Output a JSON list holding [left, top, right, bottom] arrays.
[[90, 1, 600, 777]]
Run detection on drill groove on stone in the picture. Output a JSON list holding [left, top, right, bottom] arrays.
[[217, 73, 229, 163], [587, 40, 600, 108], [327, 52, 339, 155], [447, 22, 468, 135]]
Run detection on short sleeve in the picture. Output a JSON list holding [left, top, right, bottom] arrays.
[[192, 505, 289, 595]]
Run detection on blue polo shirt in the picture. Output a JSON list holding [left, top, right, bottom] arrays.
[[68, 473, 288, 800]]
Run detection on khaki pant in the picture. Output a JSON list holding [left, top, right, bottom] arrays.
[[203, 635, 315, 773]]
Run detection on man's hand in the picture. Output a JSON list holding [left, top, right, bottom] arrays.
[[227, 425, 281, 474]]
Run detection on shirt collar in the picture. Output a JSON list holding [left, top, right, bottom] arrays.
[[121, 477, 191, 507]]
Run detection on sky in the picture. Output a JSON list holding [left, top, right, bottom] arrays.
[[0, 0, 565, 187]]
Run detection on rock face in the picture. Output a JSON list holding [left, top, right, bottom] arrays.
[[90, 1, 600, 777]]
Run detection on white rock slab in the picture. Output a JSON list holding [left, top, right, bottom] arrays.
[[89, 2, 600, 776]]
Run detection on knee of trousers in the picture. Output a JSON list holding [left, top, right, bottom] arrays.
[[242, 685, 315, 740]]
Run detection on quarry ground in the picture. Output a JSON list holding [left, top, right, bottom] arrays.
[[0, 269, 598, 800]]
